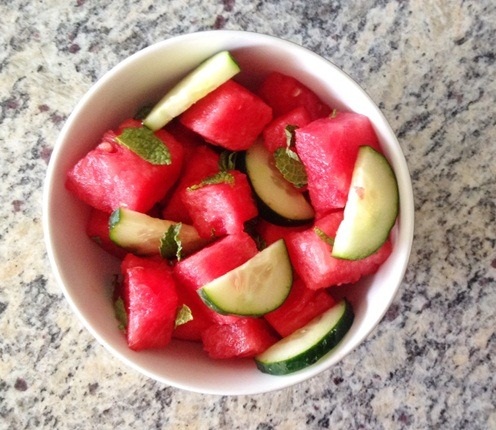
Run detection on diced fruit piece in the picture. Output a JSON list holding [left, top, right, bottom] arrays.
[[286, 211, 393, 289], [295, 112, 381, 213], [264, 278, 336, 337], [66, 120, 184, 214], [255, 299, 354, 375], [173, 232, 258, 325], [121, 254, 179, 351], [242, 140, 314, 226], [85, 208, 127, 259], [173, 232, 258, 290], [257, 71, 331, 120], [161, 145, 220, 224], [180, 79, 273, 151], [202, 318, 279, 359], [143, 50, 241, 131], [256, 219, 308, 246], [198, 239, 293, 317], [182, 170, 258, 238], [332, 146, 399, 260], [109, 207, 209, 258], [262, 106, 313, 153], [173, 284, 214, 342]]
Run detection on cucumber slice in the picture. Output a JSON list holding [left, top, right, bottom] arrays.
[[243, 140, 315, 226], [109, 207, 207, 257], [198, 239, 293, 317], [255, 299, 354, 375], [332, 146, 399, 260], [143, 50, 241, 131]]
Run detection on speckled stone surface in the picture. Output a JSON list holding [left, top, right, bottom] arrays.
[[1, 0, 495, 428]]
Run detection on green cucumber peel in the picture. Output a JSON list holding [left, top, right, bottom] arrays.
[[116, 126, 171, 165]]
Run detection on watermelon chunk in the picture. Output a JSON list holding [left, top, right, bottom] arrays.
[[85, 208, 127, 259], [262, 106, 313, 153], [264, 278, 336, 337], [161, 145, 220, 223], [201, 318, 278, 359], [179, 79, 273, 151], [121, 254, 179, 350], [256, 219, 308, 247], [66, 119, 184, 214], [286, 211, 392, 290], [182, 170, 258, 238], [173, 232, 258, 324], [173, 283, 213, 342], [257, 71, 332, 120], [295, 112, 382, 214]]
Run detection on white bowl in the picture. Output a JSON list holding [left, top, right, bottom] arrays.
[[43, 30, 414, 395]]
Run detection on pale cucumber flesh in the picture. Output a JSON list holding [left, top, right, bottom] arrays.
[[109, 207, 207, 256], [332, 145, 399, 260], [143, 50, 241, 131], [245, 140, 314, 225], [198, 239, 293, 317]]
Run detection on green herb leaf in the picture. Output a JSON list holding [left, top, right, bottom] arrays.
[[219, 151, 238, 172], [274, 147, 308, 189], [160, 223, 183, 260], [188, 171, 235, 190], [116, 126, 171, 165], [314, 226, 335, 247], [114, 296, 128, 331], [273, 125, 308, 189], [175, 304, 194, 328]]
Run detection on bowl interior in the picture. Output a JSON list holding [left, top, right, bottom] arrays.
[[43, 30, 414, 395]]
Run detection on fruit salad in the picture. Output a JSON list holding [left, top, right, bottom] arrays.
[[65, 51, 399, 375]]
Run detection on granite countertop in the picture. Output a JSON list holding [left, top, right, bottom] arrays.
[[1, 0, 495, 428]]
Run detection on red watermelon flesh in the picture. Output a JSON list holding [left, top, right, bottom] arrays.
[[256, 219, 308, 247], [262, 106, 313, 153], [201, 318, 279, 359], [257, 71, 332, 120], [173, 231, 258, 291], [264, 278, 336, 337], [164, 119, 206, 159], [286, 211, 392, 290], [85, 208, 127, 259], [179, 79, 273, 151], [173, 232, 258, 325], [66, 119, 184, 214], [173, 282, 213, 342], [161, 145, 220, 223], [182, 170, 258, 238], [121, 254, 179, 351], [295, 111, 381, 214]]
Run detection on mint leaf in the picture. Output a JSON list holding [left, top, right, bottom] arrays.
[[116, 126, 171, 165], [188, 171, 235, 190], [219, 151, 238, 172], [114, 296, 128, 331], [273, 125, 308, 189], [314, 226, 335, 246], [160, 223, 183, 260], [274, 147, 308, 189], [175, 305, 194, 328]]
